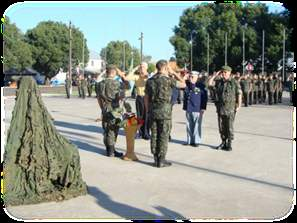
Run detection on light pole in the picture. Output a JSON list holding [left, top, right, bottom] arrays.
[[82, 38, 85, 77], [262, 30, 265, 76], [207, 32, 209, 75], [242, 27, 245, 75], [131, 51, 134, 70], [190, 30, 196, 72], [123, 42, 126, 71], [282, 28, 286, 80], [69, 21, 72, 94], [225, 32, 228, 66], [139, 32, 143, 62]]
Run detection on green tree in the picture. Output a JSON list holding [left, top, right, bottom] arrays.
[[170, 3, 292, 73], [100, 41, 152, 71], [3, 17, 34, 72], [147, 63, 156, 73], [25, 21, 89, 79]]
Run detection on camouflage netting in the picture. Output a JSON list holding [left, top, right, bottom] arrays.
[[3, 77, 87, 206]]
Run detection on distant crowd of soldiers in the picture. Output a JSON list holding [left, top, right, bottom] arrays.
[[208, 72, 294, 106], [65, 74, 97, 99]]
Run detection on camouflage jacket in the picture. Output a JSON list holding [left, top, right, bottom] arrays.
[[145, 73, 177, 120], [266, 79, 275, 92], [65, 78, 72, 87], [240, 79, 250, 93], [214, 78, 242, 115], [97, 78, 121, 113]]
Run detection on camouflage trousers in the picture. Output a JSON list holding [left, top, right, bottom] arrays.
[[150, 119, 172, 158], [102, 120, 119, 148], [65, 86, 70, 98], [87, 85, 93, 97], [217, 112, 235, 141]]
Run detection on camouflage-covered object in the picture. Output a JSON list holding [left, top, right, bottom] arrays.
[[4, 77, 87, 206]]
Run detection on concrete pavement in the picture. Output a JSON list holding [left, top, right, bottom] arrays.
[[3, 92, 295, 220]]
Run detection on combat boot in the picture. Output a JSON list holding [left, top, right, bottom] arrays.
[[216, 141, 226, 150], [153, 155, 159, 167], [157, 155, 172, 168], [106, 146, 114, 157], [225, 140, 232, 151]]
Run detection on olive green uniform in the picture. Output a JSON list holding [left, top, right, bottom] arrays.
[[249, 77, 254, 105], [266, 78, 275, 105], [253, 78, 259, 104], [87, 77, 93, 97], [145, 73, 177, 162], [80, 78, 87, 99], [240, 78, 250, 107], [273, 78, 279, 104], [77, 78, 82, 97], [214, 78, 242, 143], [257, 78, 264, 103], [278, 79, 283, 103], [65, 77, 71, 99], [97, 78, 122, 155], [261, 77, 267, 103]]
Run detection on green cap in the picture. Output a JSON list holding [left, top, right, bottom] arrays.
[[221, 65, 232, 72]]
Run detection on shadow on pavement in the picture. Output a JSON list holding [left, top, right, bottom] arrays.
[[54, 120, 103, 133], [87, 186, 186, 220], [54, 120, 125, 136], [70, 140, 106, 156], [170, 138, 218, 150], [59, 129, 99, 140]]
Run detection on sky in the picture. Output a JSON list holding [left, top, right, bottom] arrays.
[[4, 1, 286, 62]]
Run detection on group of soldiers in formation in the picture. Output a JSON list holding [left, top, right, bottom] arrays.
[[209, 72, 284, 106], [64, 60, 294, 168], [65, 74, 97, 99]]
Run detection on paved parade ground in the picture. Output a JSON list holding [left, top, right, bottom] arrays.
[[3, 92, 295, 220]]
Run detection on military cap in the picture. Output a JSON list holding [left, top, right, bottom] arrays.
[[190, 71, 199, 76], [221, 65, 232, 72]]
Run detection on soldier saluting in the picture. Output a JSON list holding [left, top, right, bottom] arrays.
[[144, 60, 186, 168], [208, 65, 242, 151]]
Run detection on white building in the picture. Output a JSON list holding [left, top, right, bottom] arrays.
[[85, 50, 105, 74]]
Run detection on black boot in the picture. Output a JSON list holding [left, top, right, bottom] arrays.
[[106, 146, 114, 157], [157, 155, 172, 168], [216, 141, 226, 150], [225, 140, 232, 151], [154, 155, 159, 167]]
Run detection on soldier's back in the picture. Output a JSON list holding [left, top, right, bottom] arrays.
[[146, 74, 176, 120]]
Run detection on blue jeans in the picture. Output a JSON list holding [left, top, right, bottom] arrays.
[[186, 112, 203, 144]]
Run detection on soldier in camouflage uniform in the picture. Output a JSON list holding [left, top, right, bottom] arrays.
[[287, 73, 294, 103], [208, 65, 242, 151], [273, 74, 279, 104], [277, 76, 283, 103], [266, 73, 275, 105], [257, 74, 264, 103], [240, 74, 250, 107], [261, 74, 267, 103], [87, 75, 93, 97], [76, 76, 82, 97], [253, 74, 259, 104], [65, 74, 72, 99], [144, 60, 186, 168], [97, 65, 124, 157], [80, 75, 87, 99], [248, 74, 254, 105]]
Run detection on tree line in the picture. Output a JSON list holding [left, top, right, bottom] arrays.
[[170, 3, 292, 74], [3, 17, 89, 81]]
